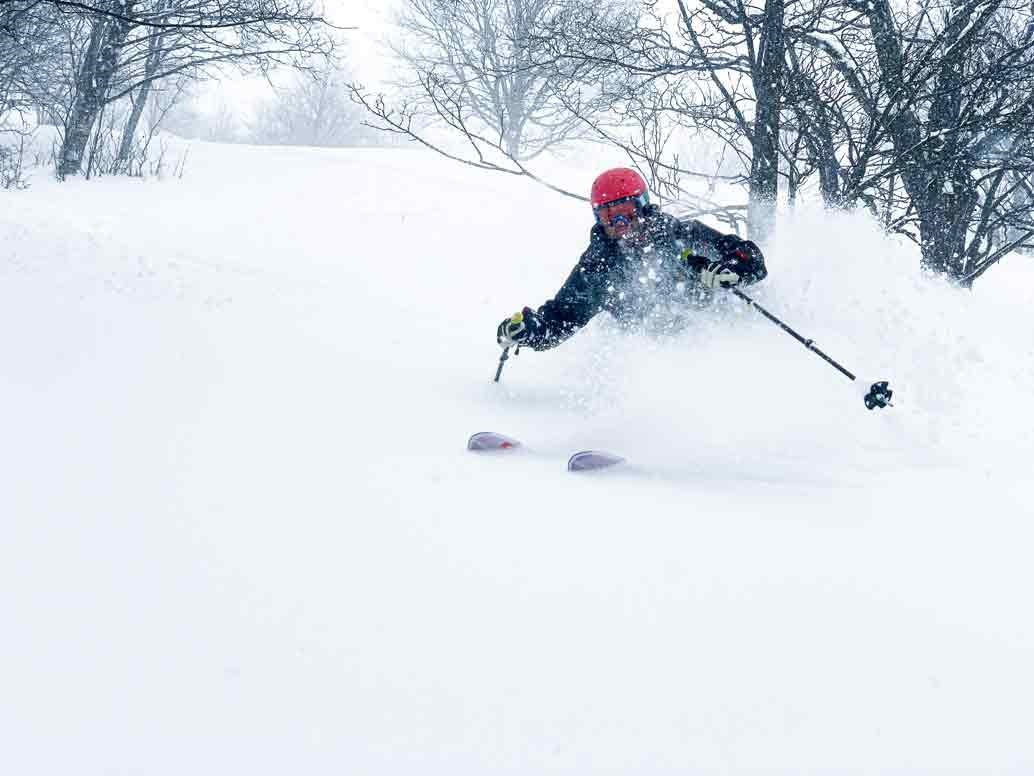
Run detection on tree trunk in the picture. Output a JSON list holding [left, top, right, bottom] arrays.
[[884, 174, 895, 227], [116, 25, 162, 172], [748, 0, 785, 243], [58, 2, 134, 180], [116, 83, 150, 171], [810, 105, 841, 208], [864, 0, 985, 279], [1008, 176, 1033, 254], [58, 21, 106, 179]]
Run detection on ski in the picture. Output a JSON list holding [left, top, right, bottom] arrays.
[[468, 432, 626, 472], [567, 450, 626, 472], [467, 431, 522, 451]]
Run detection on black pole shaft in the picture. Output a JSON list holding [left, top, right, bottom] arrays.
[[494, 347, 510, 383], [731, 288, 857, 382]]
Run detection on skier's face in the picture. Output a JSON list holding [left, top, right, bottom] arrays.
[[596, 200, 642, 240]]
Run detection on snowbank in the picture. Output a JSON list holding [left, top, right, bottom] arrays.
[[1, 142, 1032, 775]]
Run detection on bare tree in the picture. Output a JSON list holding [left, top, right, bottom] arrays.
[[57, 1, 137, 178], [44, 0, 339, 179], [348, 77, 587, 200], [351, 0, 748, 223], [114, 0, 172, 170], [781, 35, 858, 209], [249, 60, 376, 146], [0, 3, 68, 183], [811, 0, 1034, 283], [527, 0, 802, 240], [1, 3, 67, 127], [548, 73, 750, 230], [356, 0, 1034, 283], [392, 0, 594, 161]]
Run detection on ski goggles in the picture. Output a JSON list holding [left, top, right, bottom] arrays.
[[593, 193, 650, 226]]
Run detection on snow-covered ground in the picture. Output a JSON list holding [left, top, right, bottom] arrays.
[[2, 141, 1033, 774]]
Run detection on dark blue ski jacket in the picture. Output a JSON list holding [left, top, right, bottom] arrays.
[[521, 205, 767, 350]]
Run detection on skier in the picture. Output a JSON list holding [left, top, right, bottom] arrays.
[[497, 168, 768, 350]]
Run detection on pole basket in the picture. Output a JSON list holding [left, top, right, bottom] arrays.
[[864, 381, 893, 410]]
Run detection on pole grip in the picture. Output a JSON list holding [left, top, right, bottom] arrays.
[[493, 312, 525, 383]]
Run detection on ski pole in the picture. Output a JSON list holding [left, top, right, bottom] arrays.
[[730, 288, 893, 410], [494, 346, 510, 382], [494, 344, 520, 382], [494, 312, 525, 383]]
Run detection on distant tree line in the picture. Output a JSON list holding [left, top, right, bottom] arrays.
[[0, 0, 350, 183], [352, 0, 1034, 284]]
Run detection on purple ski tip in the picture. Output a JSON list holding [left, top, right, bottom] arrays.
[[467, 431, 522, 451], [567, 450, 626, 472]]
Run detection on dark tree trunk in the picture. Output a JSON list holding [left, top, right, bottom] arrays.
[[863, 0, 985, 280], [58, 2, 135, 180], [748, 0, 786, 242], [786, 130, 805, 207], [884, 174, 896, 227], [116, 27, 163, 171], [58, 21, 106, 179], [784, 46, 843, 209], [793, 96, 842, 208], [811, 109, 841, 208], [116, 82, 150, 172], [919, 2, 972, 279]]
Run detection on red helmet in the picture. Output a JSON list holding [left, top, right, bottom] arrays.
[[590, 168, 649, 208]]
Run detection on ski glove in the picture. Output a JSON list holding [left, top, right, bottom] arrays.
[[683, 236, 766, 289], [717, 236, 767, 281], [691, 236, 767, 288], [497, 307, 541, 348], [698, 261, 743, 289]]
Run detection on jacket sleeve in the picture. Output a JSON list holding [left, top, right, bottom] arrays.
[[676, 217, 729, 259], [523, 255, 605, 351], [675, 217, 768, 286]]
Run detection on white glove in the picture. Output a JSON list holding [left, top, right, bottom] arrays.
[[698, 261, 742, 289]]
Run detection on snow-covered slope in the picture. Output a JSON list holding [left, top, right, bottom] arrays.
[[2, 141, 1033, 774]]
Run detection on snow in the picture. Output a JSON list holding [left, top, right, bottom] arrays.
[[805, 30, 854, 71], [2, 140, 1034, 774]]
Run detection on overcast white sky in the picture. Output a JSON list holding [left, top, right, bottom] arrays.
[[333, 0, 396, 85], [196, 0, 397, 120]]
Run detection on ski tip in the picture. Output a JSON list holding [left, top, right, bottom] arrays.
[[467, 431, 522, 452], [567, 449, 626, 472]]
